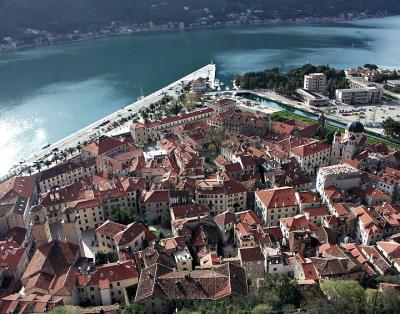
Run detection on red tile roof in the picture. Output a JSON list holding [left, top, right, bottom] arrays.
[[0, 175, 35, 202], [290, 141, 330, 158], [82, 136, 127, 156], [236, 210, 262, 227], [78, 260, 138, 288], [255, 187, 298, 209], [96, 220, 126, 237], [214, 211, 236, 226], [114, 222, 147, 246], [171, 204, 210, 220], [135, 262, 247, 302], [239, 246, 265, 262]]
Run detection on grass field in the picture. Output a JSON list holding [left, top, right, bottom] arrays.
[[270, 111, 400, 150]]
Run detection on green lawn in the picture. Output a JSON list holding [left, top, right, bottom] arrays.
[[270, 111, 400, 150]]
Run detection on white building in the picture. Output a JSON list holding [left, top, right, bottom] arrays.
[[316, 163, 361, 196], [289, 141, 331, 175], [335, 86, 382, 105], [304, 73, 326, 93], [296, 88, 329, 107], [255, 187, 299, 226], [331, 121, 366, 164]]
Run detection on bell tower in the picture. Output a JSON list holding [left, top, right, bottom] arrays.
[[30, 205, 52, 248], [62, 207, 84, 256]]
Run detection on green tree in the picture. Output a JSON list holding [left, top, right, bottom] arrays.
[[111, 205, 140, 225], [251, 304, 273, 314], [321, 280, 365, 313], [95, 251, 118, 265], [382, 118, 400, 139], [161, 213, 171, 229], [47, 306, 82, 314], [121, 303, 144, 314]]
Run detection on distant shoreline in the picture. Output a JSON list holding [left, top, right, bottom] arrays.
[[0, 13, 394, 55]]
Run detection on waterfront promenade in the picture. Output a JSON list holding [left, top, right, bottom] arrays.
[[3, 63, 216, 180]]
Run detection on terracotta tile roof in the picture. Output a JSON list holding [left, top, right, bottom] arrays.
[[135, 262, 247, 302], [332, 203, 351, 217], [301, 261, 319, 281], [290, 141, 330, 158], [171, 204, 210, 220], [239, 246, 265, 262], [214, 211, 236, 226], [363, 187, 390, 200], [303, 206, 329, 217], [377, 241, 400, 258], [361, 246, 391, 273], [141, 190, 169, 203], [236, 210, 262, 227], [255, 187, 298, 209], [310, 257, 360, 277], [81, 136, 127, 156], [199, 253, 222, 268], [223, 163, 242, 173], [272, 122, 295, 135], [235, 222, 251, 237], [280, 214, 318, 232], [96, 220, 126, 237], [324, 186, 344, 199], [160, 236, 186, 252], [78, 260, 138, 288], [114, 222, 147, 246], [238, 155, 257, 167], [297, 191, 321, 204], [22, 240, 79, 295], [263, 226, 283, 242], [195, 178, 247, 195], [0, 294, 63, 314], [0, 175, 35, 201], [0, 242, 25, 271]]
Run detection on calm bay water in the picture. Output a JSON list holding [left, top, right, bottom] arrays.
[[1, 16, 400, 175]]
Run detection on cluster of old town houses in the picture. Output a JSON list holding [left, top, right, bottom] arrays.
[[2, 75, 400, 313]]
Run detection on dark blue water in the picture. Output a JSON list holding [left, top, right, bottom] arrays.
[[1, 16, 400, 175]]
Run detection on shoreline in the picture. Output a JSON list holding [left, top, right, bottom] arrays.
[[0, 13, 394, 55], [0, 64, 216, 182]]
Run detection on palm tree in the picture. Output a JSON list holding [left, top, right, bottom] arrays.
[[67, 147, 75, 156], [26, 167, 32, 176], [34, 161, 42, 172], [44, 160, 51, 168], [61, 151, 67, 161], [51, 153, 59, 164]]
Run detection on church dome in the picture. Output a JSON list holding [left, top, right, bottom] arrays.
[[346, 121, 364, 133], [334, 131, 341, 136]]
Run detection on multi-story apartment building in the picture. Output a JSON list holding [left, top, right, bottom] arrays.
[[96, 220, 126, 253], [81, 136, 131, 160], [77, 260, 139, 306], [289, 141, 331, 175], [316, 163, 361, 196], [238, 246, 266, 281], [335, 86, 382, 105], [0, 175, 37, 241], [303, 73, 326, 93], [208, 110, 271, 136], [195, 177, 247, 215], [130, 108, 214, 145], [255, 187, 299, 226]]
